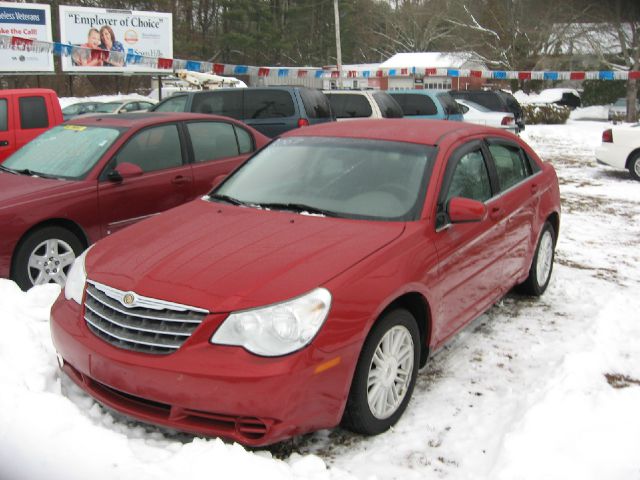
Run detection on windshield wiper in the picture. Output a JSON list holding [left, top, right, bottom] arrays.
[[208, 193, 248, 206], [0, 165, 17, 174], [12, 168, 59, 179], [255, 202, 339, 217]]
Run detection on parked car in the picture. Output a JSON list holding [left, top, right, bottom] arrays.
[[323, 90, 403, 120], [0, 113, 269, 290], [608, 97, 640, 121], [62, 101, 104, 121], [94, 99, 157, 115], [389, 90, 464, 121], [595, 125, 640, 180], [456, 99, 516, 132], [450, 90, 525, 132], [151, 87, 333, 137], [50, 119, 561, 447], [0, 88, 64, 162]]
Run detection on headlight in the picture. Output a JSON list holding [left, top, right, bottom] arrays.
[[211, 288, 332, 356], [64, 246, 91, 304]]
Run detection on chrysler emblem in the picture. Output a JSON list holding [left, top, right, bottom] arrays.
[[122, 293, 135, 306]]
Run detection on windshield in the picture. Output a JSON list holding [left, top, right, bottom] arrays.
[[95, 102, 121, 113], [3, 125, 121, 179], [211, 137, 434, 221]]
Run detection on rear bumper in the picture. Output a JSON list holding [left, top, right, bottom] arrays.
[[50, 293, 357, 446], [595, 144, 629, 170]]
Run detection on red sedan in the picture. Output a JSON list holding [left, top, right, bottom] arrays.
[[0, 112, 269, 289], [50, 119, 560, 446]]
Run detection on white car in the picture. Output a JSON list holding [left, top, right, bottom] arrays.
[[456, 99, 516, 132], [595, 124, 640, 181]]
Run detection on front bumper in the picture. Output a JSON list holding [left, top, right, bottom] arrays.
[[50, 293, 359, 446]]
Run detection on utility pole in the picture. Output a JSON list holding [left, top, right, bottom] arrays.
[[333, 0, 342, 89]]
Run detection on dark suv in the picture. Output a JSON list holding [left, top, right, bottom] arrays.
[[151, 87, 333, 137], [450, 90, 525, 132]]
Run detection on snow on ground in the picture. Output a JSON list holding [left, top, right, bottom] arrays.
[[58, 94, 153, 109], [1, 120, 640, 480], [569, 105, 610, 121]]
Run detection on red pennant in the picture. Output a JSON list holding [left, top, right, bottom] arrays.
[[518, 71, 532, 80], [330, 71, 339, 78], [347, 70, 357, 78], [157, 58, 173, 69], [425, 68, 437, 76], [213, 63, 225, 74], [297, 69, 308, 78], [90, 49, 109, 63], [11, 36, 33, 49], [469, 70, 482, 78], [569, 71, 585, 80], [629, 71, 640, 79], [400, 68, 408, 76], [376, 70, 383, 77], [258, 67, 270, 77]]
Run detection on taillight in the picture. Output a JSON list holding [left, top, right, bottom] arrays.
[[602, 129, 613, 143], [297, 118, 309, 128], [501, 116, 514, 125]]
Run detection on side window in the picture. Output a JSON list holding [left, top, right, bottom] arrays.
[[116, 124, 183, 172], [446, 150, 492, 203], [458, 103, 469, 114], [234, 126, 254, 154], [438, 93, 462, 115], [192, 91, 243, 119], [489, 144, 531, 191], [187, 122, 240, 162], [122, 102, 139, 112], [19, 96, 48, 129], [153, 95, 188, 113], [299, 88, 332, 119], [327, 94, 372, 118], [391, 94, 438, 116], [244, 90, 295, 119], [0, 99, 7, 131], [372, 92, 403, 118]]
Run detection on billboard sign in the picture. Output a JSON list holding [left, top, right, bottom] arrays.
[[0, 2, 53, 72], [59, 6, 173, 73]]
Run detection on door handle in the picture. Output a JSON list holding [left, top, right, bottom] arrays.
[[171, 175, 190, 186], [0, 140, 8, 147]]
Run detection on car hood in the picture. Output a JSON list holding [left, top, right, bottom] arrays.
[[87, 199, 406, 312], [0, 172, 77, 208]]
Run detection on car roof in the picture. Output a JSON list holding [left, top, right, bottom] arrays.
[[67, 112, 241, 128], [282, 119, 497, 146]]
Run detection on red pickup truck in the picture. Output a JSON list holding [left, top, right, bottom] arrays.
[[0, 89, 64, 162]]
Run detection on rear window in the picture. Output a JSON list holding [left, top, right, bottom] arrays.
[[372, 92, 403, 118], [390, 93, 438, 116], [453, 92, 505, 112], [244, 90, 295, 119], [19, 96, 48, 129], [192, 91, 243, 119], [327, 94, 372, 118], [154, 94, 189, 113], [299, 88, 332, 119], [0, 99, 7, 131]]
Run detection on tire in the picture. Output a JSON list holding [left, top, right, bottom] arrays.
[[518, 221, 556, 296], [12, 226, 84, 291], [628, 152, 640, 181], [342, 308, 420, 435]]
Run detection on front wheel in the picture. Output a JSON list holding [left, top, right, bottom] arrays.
[[12, 226, 84, 290], [628, 152, 640, 181], [342, 308, 420, 435], [518, 221, 556, 296]]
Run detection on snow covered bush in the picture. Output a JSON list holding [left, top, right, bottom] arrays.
[[522, 104, 571, 125]]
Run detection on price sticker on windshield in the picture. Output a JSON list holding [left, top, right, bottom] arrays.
[[63, 125, 87, 131]]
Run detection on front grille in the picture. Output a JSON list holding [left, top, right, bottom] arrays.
[[84, 281, 208, 355]]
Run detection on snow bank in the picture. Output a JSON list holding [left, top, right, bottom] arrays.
[[569, 105, 609, 121], [514, 88, 580, 105], [58, 94, 153, 109]]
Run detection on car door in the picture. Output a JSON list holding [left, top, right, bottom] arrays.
[[184, 120, 256, 195], [97, 123, 195, 236], [431, 140, 506, 342], [0, 95, 15, 161], [485, 139, 540, 283]]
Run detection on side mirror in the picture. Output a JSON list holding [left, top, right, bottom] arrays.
[[448, 197, 486, 224], [211, 173, 227, 189], [108, 162, 143, 182]]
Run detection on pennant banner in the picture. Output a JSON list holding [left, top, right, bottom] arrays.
[[0, 34, 637, 81]]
